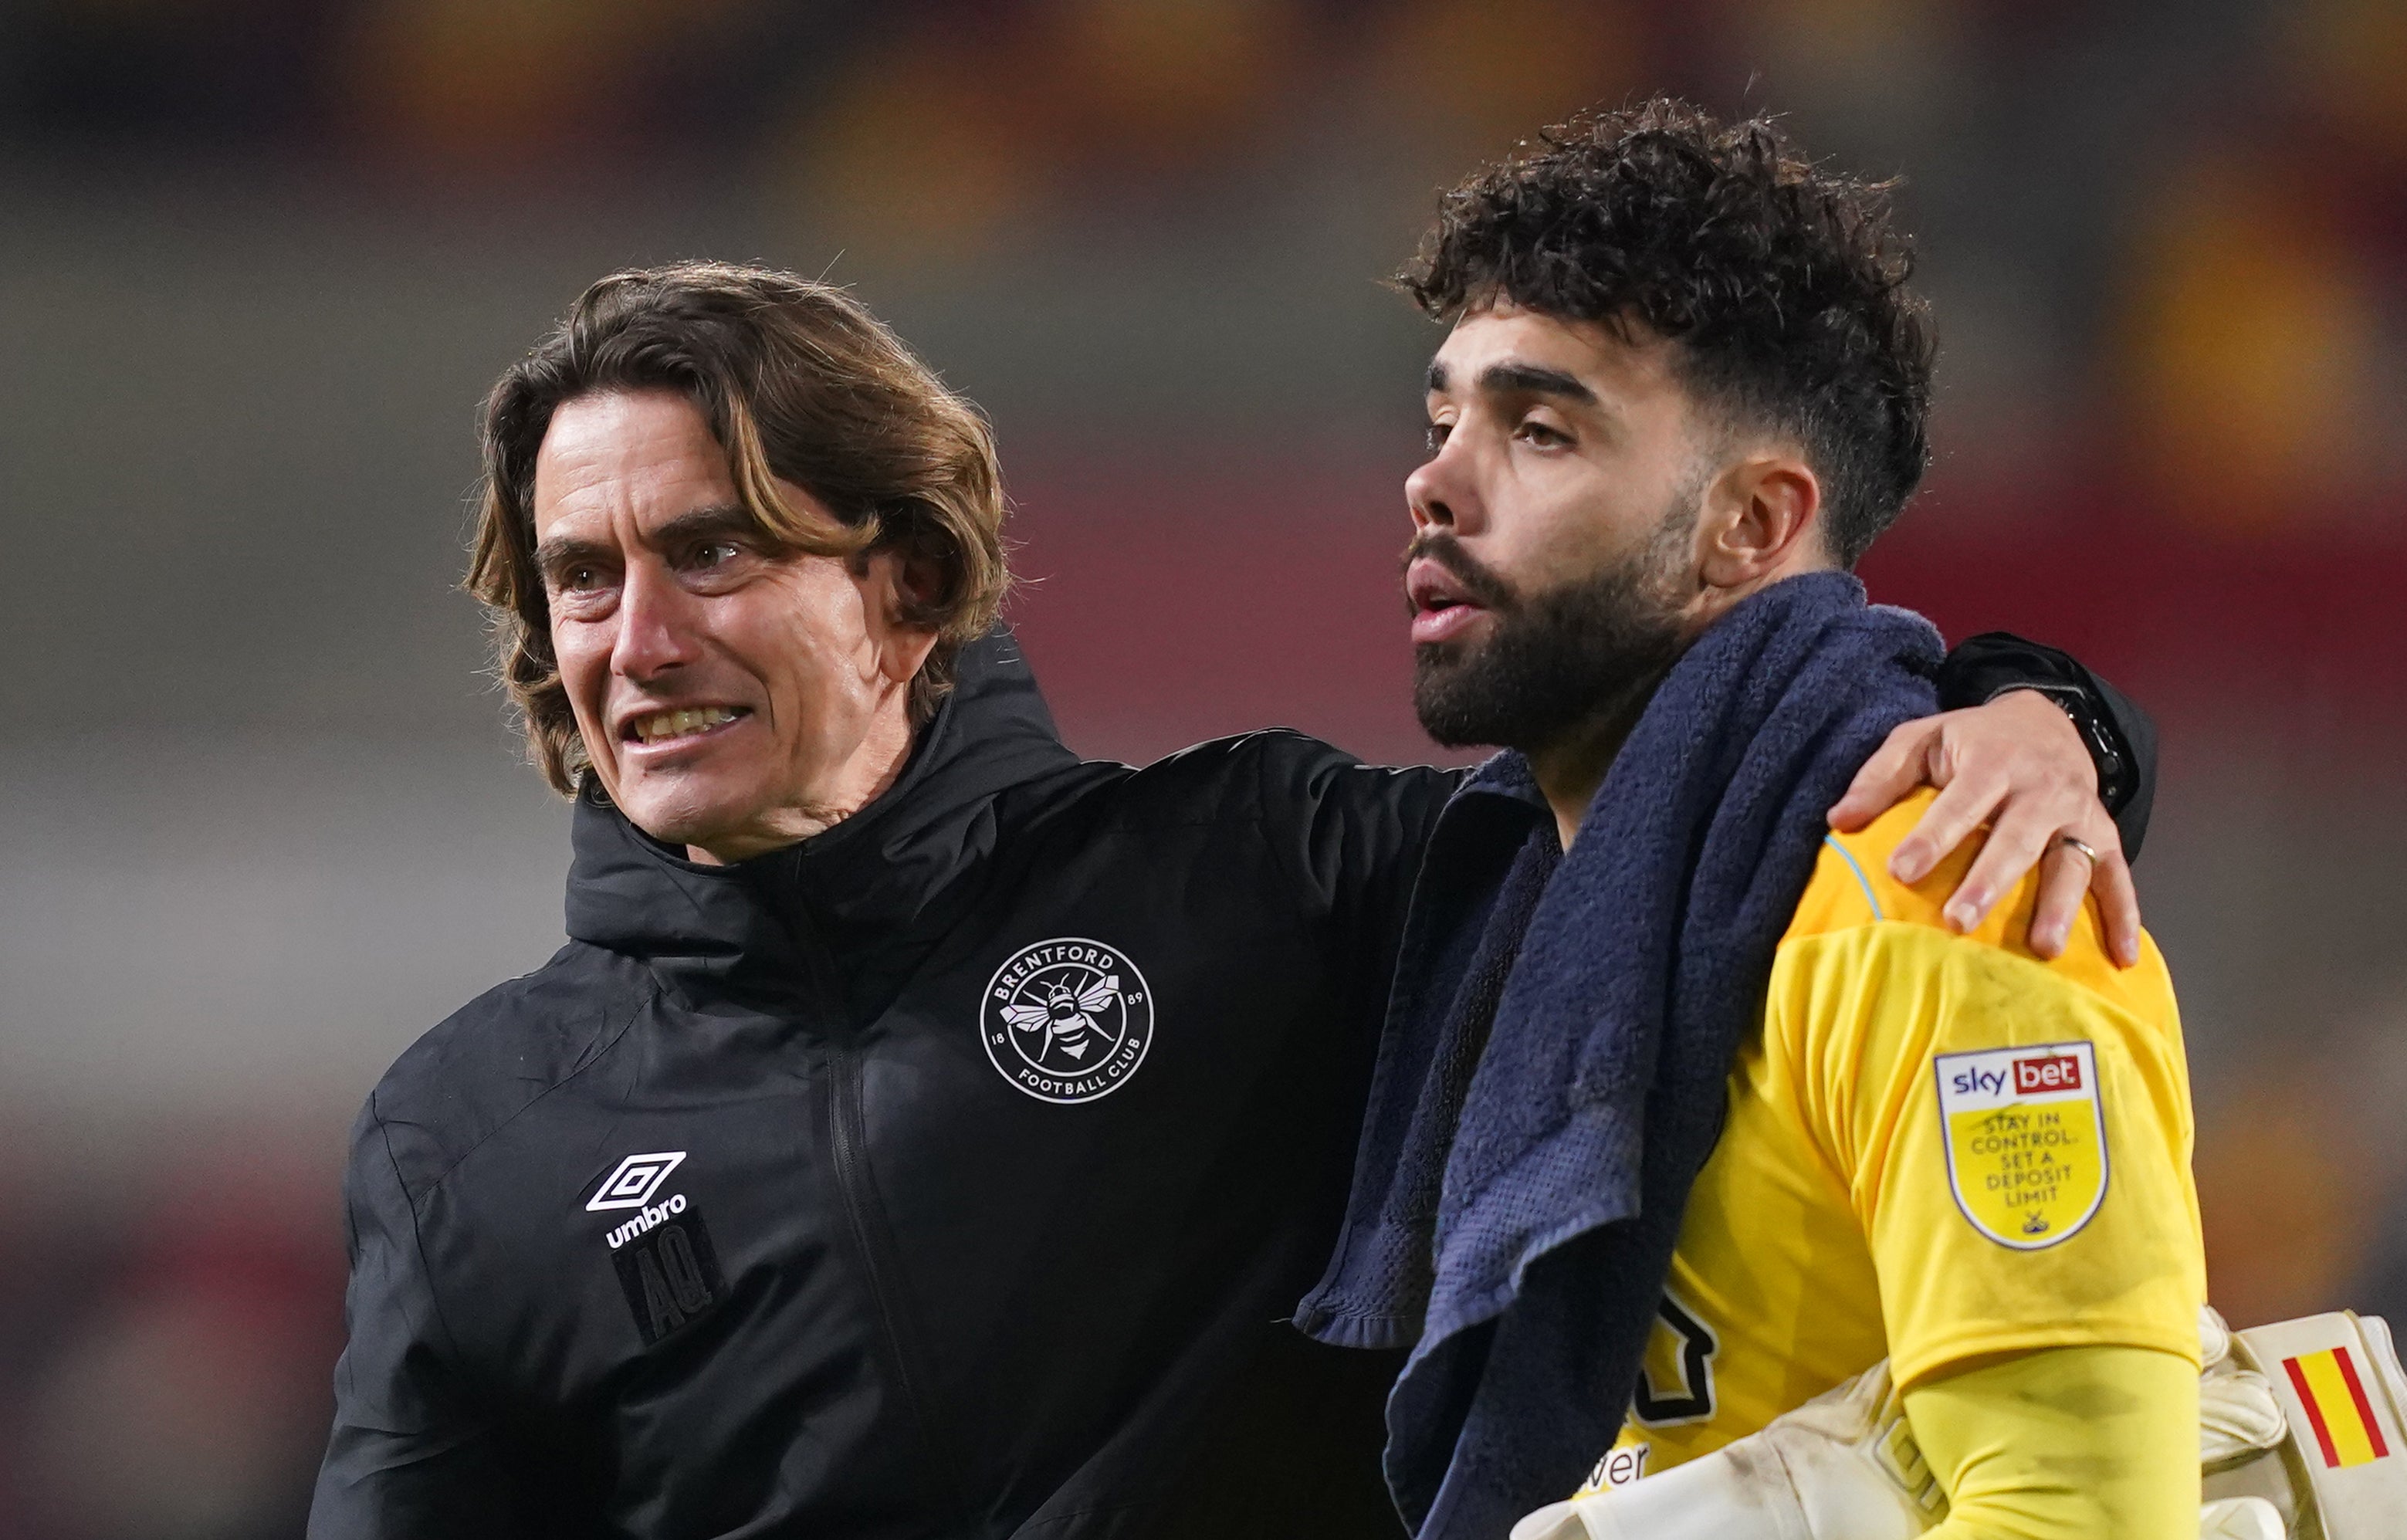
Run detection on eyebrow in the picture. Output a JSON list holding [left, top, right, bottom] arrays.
[[1425, 357, 1600, 405], [649, 503, 759, 547], [533, 530, 612, 575], [534, 503, 758, 573]]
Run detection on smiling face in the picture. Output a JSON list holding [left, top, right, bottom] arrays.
[[532, 390, 935, 862]]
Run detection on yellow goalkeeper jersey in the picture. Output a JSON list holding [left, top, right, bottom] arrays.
[[1596, 790, 2206, 1487]]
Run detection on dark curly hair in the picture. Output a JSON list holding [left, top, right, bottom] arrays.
[[1403, 97, 1935, 567]]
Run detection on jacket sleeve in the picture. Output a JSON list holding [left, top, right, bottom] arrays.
[[1260, 741, 1461, 1025], [308, 1102, 516, 1540], [1934, 631, 2158, 861]]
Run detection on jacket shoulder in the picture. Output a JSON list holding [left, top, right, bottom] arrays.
[[357, 943, 653, 1201], [1105, 729, 1457, 825]]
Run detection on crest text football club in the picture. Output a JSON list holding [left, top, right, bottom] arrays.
[[982, 938, 1154, 1103]]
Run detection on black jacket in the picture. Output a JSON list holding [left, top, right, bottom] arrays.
[[310, 633, 1451, 1539], [310, 628, 2152, 1540]]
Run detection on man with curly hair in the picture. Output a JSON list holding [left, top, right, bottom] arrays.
[[308, 198, 2151, 1536], [1298, 99, 2205, 1539]]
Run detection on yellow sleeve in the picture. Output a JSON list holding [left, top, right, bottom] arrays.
[[1907, 1344, 2200, 1539], [1773, 895, 2205, 1387]]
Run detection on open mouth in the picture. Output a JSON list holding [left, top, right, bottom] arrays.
[[1405, 560, 1489, 644], [622, 705, 751, 747]]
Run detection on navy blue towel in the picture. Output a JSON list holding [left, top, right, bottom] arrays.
[[1295, 571, 1943, 1540]]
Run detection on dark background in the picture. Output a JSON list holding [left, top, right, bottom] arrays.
[[2, 1, 2403, 1533]]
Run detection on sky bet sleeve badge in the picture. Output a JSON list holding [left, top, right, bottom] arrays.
[[1933, 1041, 2107, 1249]]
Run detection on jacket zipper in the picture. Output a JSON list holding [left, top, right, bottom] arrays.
[[797, 942, 969, 1525], [823, 1041, 946, 1440], [758, 861, 970, 1521]]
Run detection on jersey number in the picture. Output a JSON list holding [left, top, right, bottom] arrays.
[[1631, 1292, 1719, 1425]]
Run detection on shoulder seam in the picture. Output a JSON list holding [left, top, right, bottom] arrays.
[[402, 980, 660, 1208], [369, 1102, 476, 1380], [1821, 833, 1887, 921]]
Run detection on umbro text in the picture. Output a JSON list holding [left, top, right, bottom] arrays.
[[605, 1192, 688, 1250]]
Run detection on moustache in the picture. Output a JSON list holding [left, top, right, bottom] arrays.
[[1400, 533, 1518, 614]]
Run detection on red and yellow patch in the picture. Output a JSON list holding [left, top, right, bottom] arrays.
[[2283, 1345, 2394, 1469]]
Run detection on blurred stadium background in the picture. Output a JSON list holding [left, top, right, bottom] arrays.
[[2, 0, 2403, 1532]]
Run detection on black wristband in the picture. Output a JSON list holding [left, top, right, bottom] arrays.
[[1985, 681, 2137, 814], [1936, 633, 2138, 816], [1933, 631, 2158, 860]]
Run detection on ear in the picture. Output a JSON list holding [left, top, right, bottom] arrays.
[[857, 548, 943, 689], [1696, 452, 1826, 590]]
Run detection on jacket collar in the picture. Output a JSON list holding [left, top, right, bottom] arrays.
[[562, 626, 1083, 1004], [1454, 749, 1546, 812]]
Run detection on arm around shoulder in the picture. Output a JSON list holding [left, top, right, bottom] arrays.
[[1252, 733, 1461, 990], [1935, 631, 2158, 861]]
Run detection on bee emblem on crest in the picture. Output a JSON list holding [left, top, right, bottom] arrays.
[[981, 938, 1156, 1103]]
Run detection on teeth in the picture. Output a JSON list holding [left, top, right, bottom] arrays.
[[634, 706, 740, 743]]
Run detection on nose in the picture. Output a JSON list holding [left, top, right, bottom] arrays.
[[611, 559, 702, 684], [1406, 432, 1481, 538]]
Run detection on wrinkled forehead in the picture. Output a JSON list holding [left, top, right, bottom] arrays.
[[530, 390, 737, 542]]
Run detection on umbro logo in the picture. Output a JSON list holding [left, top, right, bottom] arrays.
[[585, 1151, 686, 1212], [583, 1150, 724, 1348]]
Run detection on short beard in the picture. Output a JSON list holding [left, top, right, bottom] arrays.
[[1411, 503, 1697, 756]]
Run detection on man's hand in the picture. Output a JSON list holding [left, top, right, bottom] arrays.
[[1827, 689, 2141, 966]]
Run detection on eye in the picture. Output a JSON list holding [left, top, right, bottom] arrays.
[[1425, 419, 1453, 454], [561, 564, 602, 591], [1516, 417, 1570, 448], [686, 540, 744, 570]]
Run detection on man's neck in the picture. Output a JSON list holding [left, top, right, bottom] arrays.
[[1527, 572, 1803, 848], [1526, 671, 1674, 852], [683, 705, 918, 865], [1529, 725, 1631, 854]]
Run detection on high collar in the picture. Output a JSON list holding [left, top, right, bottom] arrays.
[[1455, 750, 1547, 811], [562, 626, 1084, 1004]]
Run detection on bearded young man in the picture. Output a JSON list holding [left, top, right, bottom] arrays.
[[1296, 100, 2207, 1540], [309, 262, 2148, 1539]]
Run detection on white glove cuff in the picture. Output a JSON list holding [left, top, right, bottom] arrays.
[[1507, 1444, 1811, 1540]]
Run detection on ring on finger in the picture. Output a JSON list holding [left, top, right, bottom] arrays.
[[2057, 834, 2102, 866]]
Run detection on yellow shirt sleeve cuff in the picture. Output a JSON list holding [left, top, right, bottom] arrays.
[[1904, 1343, 2199, 1540]]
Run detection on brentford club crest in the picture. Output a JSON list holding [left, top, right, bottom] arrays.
[[981, 938, 1154, 1103]]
